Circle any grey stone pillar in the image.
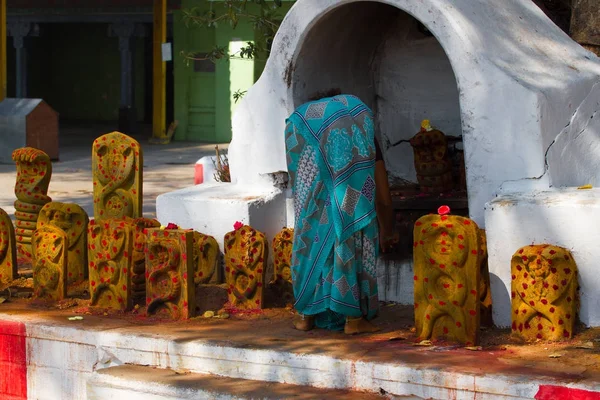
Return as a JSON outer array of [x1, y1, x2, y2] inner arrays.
[[8, 22, 38, 98], [110, 22, 135, 108]]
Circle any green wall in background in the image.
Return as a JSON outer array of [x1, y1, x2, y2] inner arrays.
[[173, 0, 295, 143]]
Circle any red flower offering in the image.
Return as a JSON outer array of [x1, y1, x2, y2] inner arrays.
[[437, 205, 451, 215], [166, 223, 178, 229], [233, 221, 244, 230]]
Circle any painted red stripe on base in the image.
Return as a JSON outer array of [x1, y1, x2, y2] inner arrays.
[[0, 320, 27, 400], [536, 385, 600, 400]]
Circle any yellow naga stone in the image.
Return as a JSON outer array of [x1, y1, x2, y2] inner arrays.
[[478, 229, 493, 327], [409, 120, 454, 194], [129, 217, 161, 303], [511, 245, 578, 341], [12, 147, 52, 259], [37, 202, 89, 285], [413, 209, 484, 345], [270, 227, 294, 304], [31, 225, 68, 301], [92, 132, 142, 220], [145, 229, 195, 319], [224, 224, 268, 309], [193, 231, 221, 285], [88, 219, 134, 310], [0, 208, 18, 284]]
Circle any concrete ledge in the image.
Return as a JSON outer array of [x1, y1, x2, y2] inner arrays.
[[156, 183, 288, 251], [485, 188, 600, 328], [2, 306, 600, 400], [87, 365, 385, 400]]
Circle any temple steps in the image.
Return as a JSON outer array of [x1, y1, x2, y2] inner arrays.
[[86, 365, 394, 400]]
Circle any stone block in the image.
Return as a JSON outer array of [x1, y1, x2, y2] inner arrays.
[[88, 219, 134, 310], [486, 189, 600, 328], [0, 208, 17, 284], [12, 147, 52, 259], [478, 229, 493, 327], [37, 202, 89, 285], [31, 225, 67, 301], [192, 231, 220, 285], [511, 245, 578, 341], [224, 225, 268, 310], [146, 229, 195, 319], [269, 227, 294, 306], [413, 213, 484, 345], [92, 132, 142, 220], [128, 217, 161, 304]]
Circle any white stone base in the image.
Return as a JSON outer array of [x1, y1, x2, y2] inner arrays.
[[6, 313, 599, 400], [376, 257, 414, 305], [156, 183, 288, 253], [485, 188, 600, 328]]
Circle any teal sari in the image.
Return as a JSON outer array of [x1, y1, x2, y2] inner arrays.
[[285, 95, 380, 331]]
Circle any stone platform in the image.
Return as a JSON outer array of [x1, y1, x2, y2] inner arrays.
[[485, 188, 600, 328], [1, 302, 600, 400]]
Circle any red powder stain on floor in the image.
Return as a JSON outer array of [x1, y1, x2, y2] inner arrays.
[[536, 385, 600, 400], [0, 320, 27, 399]]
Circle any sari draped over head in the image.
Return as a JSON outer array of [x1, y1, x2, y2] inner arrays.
[[285, 94, 380, 330]]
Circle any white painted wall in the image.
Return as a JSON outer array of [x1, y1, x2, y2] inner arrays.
[[374, 17, 462, 183], [485, 188, 600, 328], [228, 0, 600, 227]]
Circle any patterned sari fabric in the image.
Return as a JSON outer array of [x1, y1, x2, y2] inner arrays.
[[285, 95, 380, 331]]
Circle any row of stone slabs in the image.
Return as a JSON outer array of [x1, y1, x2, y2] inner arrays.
[[0, 131, 581, 346]]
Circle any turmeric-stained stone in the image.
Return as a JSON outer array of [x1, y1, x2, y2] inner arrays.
[[193, 231, 221, 284], [478, 229, 493, 327], [270, 227, 294, 305], [413, 213, 484, 345], [146, 229, 195, 319], [92, 132, 142, 220], [38, 202, 89, 285], [31, 225, 67, 301], [511, 245, 578, 341], [129, 217, 161, 303], [409, 120, 454, 194], [0, 208, 18, 284], [224, 225, 268, 309], [88, 219, 134, 310], [12, 147, 52, 258]]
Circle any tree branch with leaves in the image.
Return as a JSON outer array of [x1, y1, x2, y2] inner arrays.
[[180, 0, 283, 65]]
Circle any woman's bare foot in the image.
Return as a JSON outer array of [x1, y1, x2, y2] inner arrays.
[[344, 316, 381, 335], [293, 314, 315, 331]]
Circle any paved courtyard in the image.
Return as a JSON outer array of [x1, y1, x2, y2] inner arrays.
[[0, 123, 226, 220]]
